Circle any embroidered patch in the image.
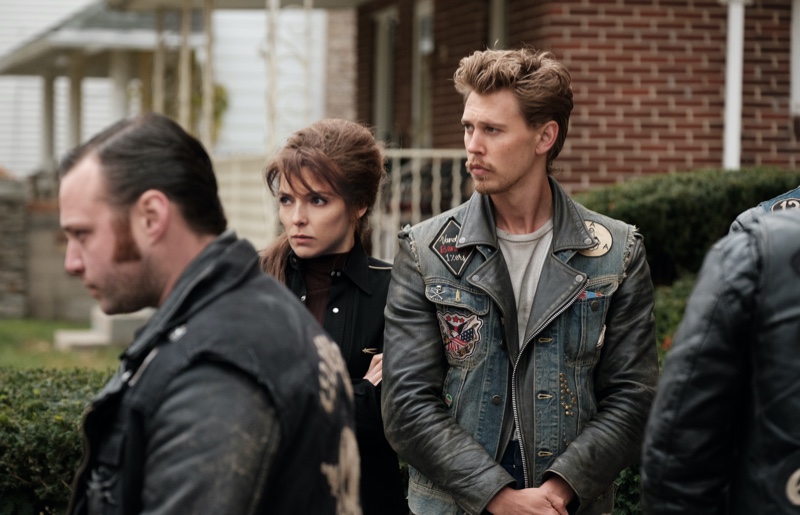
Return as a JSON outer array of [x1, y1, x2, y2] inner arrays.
[[777, 451, 800, 507], [771, 197, 800, 212], [578, 221, 613, 257], [430, 218, 475, 277], [436, 311, 482, 361]]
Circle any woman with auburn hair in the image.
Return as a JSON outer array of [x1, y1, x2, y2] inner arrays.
[[261, 118, 408, 514]]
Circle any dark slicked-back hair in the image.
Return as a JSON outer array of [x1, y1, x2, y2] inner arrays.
[[58, 112, 227, 235], [260, 118, 385, 282], [453, 47, 574, 175]]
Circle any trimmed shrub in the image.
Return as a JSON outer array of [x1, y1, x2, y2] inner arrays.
[[574, 168, 800, 284], [0, 367, 111, 515]]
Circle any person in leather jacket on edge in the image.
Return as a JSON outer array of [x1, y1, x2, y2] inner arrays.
[[642, 210, 800, 514]]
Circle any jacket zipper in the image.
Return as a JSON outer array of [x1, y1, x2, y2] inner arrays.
[[511, 285, 585, 487]]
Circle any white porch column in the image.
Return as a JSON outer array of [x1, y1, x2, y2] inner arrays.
[[41, 71, 55, 171], [201, 0, 214, 149], [68, 52, 84, 149], [179, 0, 192, 130], [152, 8, 166, 114], [721, 0, 752, 170], [265, 0, 280, 152], [791, 0, 800, 118], [110, 50, 131, 121]]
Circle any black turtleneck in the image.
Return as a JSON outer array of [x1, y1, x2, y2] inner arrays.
[[300, 251, 349, 324]]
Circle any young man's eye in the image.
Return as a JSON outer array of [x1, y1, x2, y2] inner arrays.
[[462, 124, 474, 133], [485, 126, 498, 134]]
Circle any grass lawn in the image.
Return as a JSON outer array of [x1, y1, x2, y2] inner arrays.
[[0, 318, 120, 370]]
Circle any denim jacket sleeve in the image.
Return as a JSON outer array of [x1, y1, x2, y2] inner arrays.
[[545, 233, 659, 506], [382, 230, 514, 515]]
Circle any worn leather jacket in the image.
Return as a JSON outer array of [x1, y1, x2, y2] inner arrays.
[[642, 211, 800, 515], [68, 231, 359, 515], [382, 178, 658, 515], [729, 184, 800, 232]]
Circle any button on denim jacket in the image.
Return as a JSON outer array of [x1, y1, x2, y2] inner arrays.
[[382, 178, 658, 515]]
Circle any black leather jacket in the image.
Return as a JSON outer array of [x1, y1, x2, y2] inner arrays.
[[284, 238, 408, 515], [67, 231, 359, 515], [642, 211, 800, 514]]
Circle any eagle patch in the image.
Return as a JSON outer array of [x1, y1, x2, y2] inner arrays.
[[430, 218, 475, 277], [436, 311, 482, 361]]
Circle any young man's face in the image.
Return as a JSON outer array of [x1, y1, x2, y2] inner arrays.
[[461, 89, 545, 196], [59, 155, 159, 314]]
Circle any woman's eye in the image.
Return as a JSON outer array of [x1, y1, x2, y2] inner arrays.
[[311, 197, 327, 206], [278, 196, 292, 205]]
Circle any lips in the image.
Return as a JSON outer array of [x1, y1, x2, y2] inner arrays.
[[468, 162, 490, 176]]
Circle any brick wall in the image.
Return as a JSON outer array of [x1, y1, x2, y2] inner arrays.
[[356, 0, 797, 193], [741, 1, 797, 168], [326, 9, 358, 121], [0, 179, 27, 318]]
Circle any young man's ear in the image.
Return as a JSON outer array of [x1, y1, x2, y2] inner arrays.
[[133, 190, 171, 242], [535, 120, 560, 156]]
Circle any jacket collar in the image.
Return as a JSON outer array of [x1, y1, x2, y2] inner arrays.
[[457, 176, 596, 253], [288, 236, 373, 295], [125, 230, 257, 361]]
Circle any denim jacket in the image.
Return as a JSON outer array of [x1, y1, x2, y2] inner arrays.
[[382, 178, 658, 515]]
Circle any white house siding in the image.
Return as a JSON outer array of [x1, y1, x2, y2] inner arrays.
[[0, 0, 113, 178], [211, 8, 327, 157]]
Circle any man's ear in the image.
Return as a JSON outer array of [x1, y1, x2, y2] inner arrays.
[[535, 120, 560, 156], [132, 190, 171, 242]]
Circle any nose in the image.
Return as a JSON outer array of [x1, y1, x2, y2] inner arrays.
[[466, 131, 483, 155], [291, 203, 307, 226], [64, 240, 84, 276]]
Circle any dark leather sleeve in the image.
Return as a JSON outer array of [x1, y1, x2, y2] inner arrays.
[[382, 232, 514, 515], [546, 233, 660, 505], [641, 231, 756, 514], [141, 363, 280, 515]]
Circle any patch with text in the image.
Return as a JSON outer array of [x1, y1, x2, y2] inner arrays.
[[771, 197, 800, 212], [430, 218, 475, 277], [578, 220, 613, 257]]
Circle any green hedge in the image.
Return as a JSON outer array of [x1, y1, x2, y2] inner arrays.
[[573, 167, 800, 284], [0, 367, 110, 515]]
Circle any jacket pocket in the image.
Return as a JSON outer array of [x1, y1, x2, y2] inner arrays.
[[425, 281, 490, 366], [563, 278, 619, 368]]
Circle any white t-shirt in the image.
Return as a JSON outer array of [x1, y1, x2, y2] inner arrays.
[[496, 219, 554, 348]]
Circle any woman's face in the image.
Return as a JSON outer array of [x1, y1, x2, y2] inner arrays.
[[278, 168, 364, 259]]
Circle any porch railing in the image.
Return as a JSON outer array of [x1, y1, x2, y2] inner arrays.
[[214, 148, 469, 262]]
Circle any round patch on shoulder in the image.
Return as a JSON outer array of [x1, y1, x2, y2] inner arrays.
[[578, 221, 613, 257], [778, 451, 800, 508], [771, 198, 800, 212]]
